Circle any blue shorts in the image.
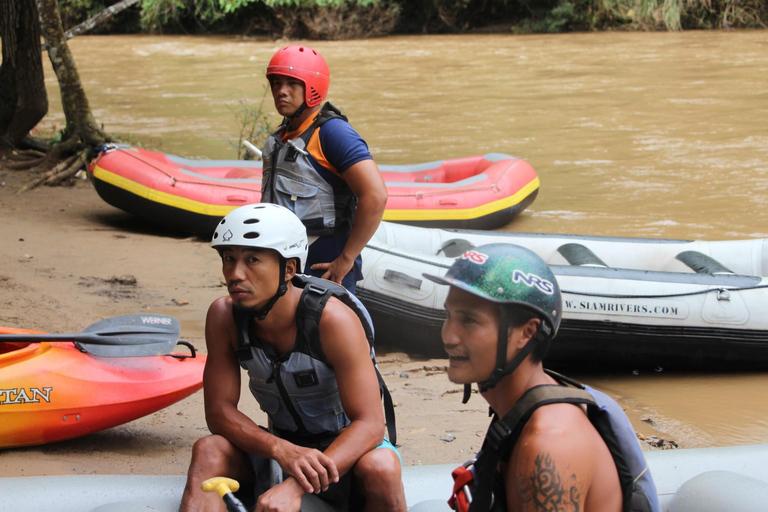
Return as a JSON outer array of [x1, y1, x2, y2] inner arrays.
[[305, 235, 363, 293], [375, 437, 402, 465]]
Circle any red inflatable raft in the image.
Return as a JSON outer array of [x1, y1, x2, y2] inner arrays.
[[0, 324, 206, 448], [88, 145, 539, 236]]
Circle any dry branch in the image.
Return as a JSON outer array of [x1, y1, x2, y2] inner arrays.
[[16, 152, 81, 193], [40, 0, 141, 51], [1, 157, 47, 170], [14, 149, 48, 160], [44, 151, 88, 185]]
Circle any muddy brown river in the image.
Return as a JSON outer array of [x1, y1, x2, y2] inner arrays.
[[42, 31, 768, 449]]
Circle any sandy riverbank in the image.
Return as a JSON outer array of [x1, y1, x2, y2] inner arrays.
[[0, 169, 668, 478]]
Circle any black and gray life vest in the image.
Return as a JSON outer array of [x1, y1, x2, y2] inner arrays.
[[261, 103, 357, 237], [233, 274, 396, 444], [468, 370, 660, 512]]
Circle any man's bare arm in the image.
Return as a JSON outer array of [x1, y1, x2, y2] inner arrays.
[[505, 413, 592, 512], [515, 452, 584, 512], [316, 297, 386, 474]]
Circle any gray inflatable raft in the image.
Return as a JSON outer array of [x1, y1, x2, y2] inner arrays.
[[1, 444, 767, 512]]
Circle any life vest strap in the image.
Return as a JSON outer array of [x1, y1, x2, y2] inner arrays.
[[292, 274, 398, 445]]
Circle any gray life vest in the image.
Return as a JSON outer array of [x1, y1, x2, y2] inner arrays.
[[233, 274, 396, 444], [261, 103, 357, 237], [469, 369, 660, 512]]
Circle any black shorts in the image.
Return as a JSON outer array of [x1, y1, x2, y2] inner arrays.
[[243, 432, 354, 511]]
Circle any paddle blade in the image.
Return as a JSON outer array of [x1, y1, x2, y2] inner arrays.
[[0, 314, 182, 357], [77, 314, 181, 357]]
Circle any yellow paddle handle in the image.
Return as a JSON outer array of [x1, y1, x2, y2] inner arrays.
[[201, 476, 240, 498]]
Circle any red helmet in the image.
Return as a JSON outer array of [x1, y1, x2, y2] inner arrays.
[[266, 45, 330, 108]]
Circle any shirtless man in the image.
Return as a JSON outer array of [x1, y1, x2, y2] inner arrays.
[[424, 243, 660, 512], [180, 203, 405, 512]]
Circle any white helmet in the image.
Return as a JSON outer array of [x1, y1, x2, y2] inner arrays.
[[211, 203, 308, 271]]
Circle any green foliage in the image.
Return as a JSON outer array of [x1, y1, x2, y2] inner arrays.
[[218, 0, 258, 14], [260, 0, 400, 39], [57, 0, 142, 31], [58, 0, 103, 28], [396, 0, 513, 33], [56, 0, 768, 36], [511, 0, 591, 33], [510, 0, 767, 32], [262, 0, 382, 6], [549, 1, 590, 31], [140, 0, 237, 30]]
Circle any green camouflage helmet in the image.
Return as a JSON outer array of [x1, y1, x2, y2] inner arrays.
[[424, 243, 561, 339]]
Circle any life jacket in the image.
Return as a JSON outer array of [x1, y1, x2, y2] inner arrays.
[[261, 103, 357, 237], [233, 274, 396, 444], [448, 370, 660, 512]]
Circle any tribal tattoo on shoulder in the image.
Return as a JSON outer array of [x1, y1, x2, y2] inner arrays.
[[518, 453, 583, 512]]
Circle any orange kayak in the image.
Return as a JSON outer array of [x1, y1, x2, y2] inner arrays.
[[0, 326, 206, 448]]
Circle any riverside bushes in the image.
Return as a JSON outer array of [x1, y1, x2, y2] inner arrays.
[[58, 0, 768, 37]]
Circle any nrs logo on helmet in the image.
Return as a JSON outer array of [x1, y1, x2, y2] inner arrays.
[[461, 250, 489, 264], [512, 269, 555, 295]]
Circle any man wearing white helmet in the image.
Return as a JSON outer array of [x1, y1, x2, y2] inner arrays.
[[180, 203, 405, 512]]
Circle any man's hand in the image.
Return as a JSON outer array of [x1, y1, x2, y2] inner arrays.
[[255, 477, 304, 512], [311, 254, 354, 285], [273, 442, 339, 494]]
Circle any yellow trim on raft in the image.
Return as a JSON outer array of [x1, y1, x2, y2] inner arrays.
[[93, 165, 539, 222], [92, 166, 239, 217], [382, 177, 540, 221]]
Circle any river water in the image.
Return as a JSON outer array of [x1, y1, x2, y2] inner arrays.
[[43, 31, 768, 449]]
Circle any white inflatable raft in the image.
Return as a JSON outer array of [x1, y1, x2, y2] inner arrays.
[[356, 222, 768, 369], [1, 444, 767, 512]]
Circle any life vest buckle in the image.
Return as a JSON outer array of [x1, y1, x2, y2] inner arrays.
[[306, 283, 327, 296]]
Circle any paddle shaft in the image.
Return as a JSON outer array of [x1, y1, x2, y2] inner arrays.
[[0, 333, 165, 345], [242, 140, 262, 159]]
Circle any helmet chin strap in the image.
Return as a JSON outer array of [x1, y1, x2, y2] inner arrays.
[[284, 102, 307, 129], [254, 258, 288, 321], [461, 306, 539, 404]]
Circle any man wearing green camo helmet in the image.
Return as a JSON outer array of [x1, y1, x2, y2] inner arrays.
[[423, 243, 637, 512], [424, 243, 561, 399]]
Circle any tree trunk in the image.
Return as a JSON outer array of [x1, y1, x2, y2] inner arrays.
[[38, 0, 109, 148], [0, 0, 49, 150]]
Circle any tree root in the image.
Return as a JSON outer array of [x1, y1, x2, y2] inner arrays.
[[1, 149, 47, 161], [45, 150, 89, 186], [21, 135, 52, 153], [16, 150, 89, 194], [0, 149, 49, 170], [1, 157, 47, 170], [17, 149, 47, 159]]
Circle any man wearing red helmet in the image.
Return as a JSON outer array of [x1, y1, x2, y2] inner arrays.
[[260, 45, 387, 294]]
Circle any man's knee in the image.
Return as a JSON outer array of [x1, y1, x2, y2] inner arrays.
[[190, 434, 237, 467], [354, 448, 402, 486], [354, 448, 406, 511]]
